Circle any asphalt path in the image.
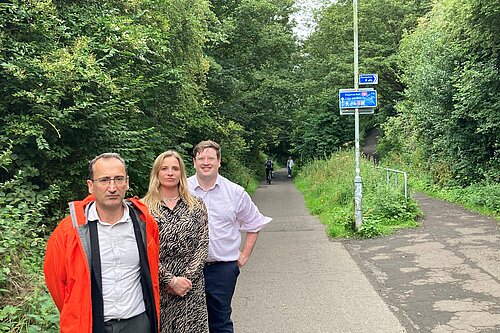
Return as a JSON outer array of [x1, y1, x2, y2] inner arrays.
[[233, 168, 405, 332], [232, 168, 500, 333]]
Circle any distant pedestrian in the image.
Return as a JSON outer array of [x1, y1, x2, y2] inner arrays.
[[188, 140, 272, 333], [143, 150, 209, 333], [44, 153, 160, 333], [287, 156, 294, 178]]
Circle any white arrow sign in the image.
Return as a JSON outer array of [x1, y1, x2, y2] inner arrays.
[[359, 74, 378, 85]]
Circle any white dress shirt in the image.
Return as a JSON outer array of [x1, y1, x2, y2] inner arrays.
[[188, 174, 272, 262], [87, 202, 145, 321]]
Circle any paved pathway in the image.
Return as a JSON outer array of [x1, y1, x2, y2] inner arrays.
[[232, 168, 500, 333], [233, 169, 405, 332], [345, 193, 500, 332]]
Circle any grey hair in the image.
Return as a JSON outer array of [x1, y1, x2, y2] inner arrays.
[[88, 153, 127, 180]]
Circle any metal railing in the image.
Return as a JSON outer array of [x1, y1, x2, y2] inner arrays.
[[377, 167, 408, 199]]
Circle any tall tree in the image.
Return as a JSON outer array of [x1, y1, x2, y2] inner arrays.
[[206, 0, 299, 163], [0, 0, 216, 205], [389, 0, 499, 185], [291, 0, 431, 161]]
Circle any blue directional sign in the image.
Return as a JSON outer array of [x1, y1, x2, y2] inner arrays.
[[339, 89, 377, 109], [359, 74, 378, 85]]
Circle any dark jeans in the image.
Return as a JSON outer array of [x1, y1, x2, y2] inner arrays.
[[204, 261, 240, 333], [104, 311, 150, 333]]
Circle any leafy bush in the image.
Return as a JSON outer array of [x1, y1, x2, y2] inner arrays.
[[296, 150, 422, 238], [0, 165, 60, 331], [455, 182, 500, 215], [363, 184, 421, 235], [411, 176, 500, 219], [0, 280, 59, 332], [392, 0, 500, 187], [378, 157, 499, 221]]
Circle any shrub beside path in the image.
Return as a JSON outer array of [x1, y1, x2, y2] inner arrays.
[[232, 169, 500, 333]]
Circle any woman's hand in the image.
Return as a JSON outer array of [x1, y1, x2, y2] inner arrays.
[[168, 276, 193, 297]]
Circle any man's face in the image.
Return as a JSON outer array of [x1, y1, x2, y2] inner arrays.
[[193, 147, 220, 181], [87, 158, 129, 212]]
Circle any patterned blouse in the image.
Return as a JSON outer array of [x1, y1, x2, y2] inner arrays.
[[153, 196, 209, 333]]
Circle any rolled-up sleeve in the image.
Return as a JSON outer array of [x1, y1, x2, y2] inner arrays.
[[236, 190, 272, 232]]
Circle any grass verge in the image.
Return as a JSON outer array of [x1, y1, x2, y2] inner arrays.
[[295, 150, 422, 238], [394, 164, 500, 221]]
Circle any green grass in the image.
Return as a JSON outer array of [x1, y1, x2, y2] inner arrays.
[[295, 150, 422, 239], [438, 183, 500, 219], [400, 165, 500, 221], [245, 178, 260, 195]]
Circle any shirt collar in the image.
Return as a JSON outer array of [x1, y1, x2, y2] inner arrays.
[[193, 174, 221, 191], [87, 201, 130, 225]]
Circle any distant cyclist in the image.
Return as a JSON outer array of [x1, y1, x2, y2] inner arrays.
[[265, 158, 273, 184]]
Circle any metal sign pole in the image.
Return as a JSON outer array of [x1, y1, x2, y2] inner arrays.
[[353, 0, 363, 231]]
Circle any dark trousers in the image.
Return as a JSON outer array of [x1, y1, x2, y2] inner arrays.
[[104, 312, 150, 333], [204, 261, 240, 333]]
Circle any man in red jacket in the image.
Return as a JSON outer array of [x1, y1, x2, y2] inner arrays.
[[44, 153, 160, 333]]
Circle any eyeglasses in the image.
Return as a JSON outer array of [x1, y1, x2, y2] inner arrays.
[[195, 156, 218, 163], [91, 176, 128, 186]]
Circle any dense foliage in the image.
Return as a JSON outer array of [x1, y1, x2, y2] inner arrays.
[[378, 0, 499, 186], [0, 0, 298, 330], [295, 150, 422, 238], [206, 0, 299, 162], [1, 0, 498, 330], [290, 0, 431, 160]]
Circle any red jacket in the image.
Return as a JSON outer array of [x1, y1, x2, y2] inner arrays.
[[44, 195, 160, 332]]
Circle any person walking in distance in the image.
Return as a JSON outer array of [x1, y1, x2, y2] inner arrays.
[[143, 150, 209, 333], [44, 153, 160, 333], [187, 140, 272, 333], [287, 156, 294, 178]]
